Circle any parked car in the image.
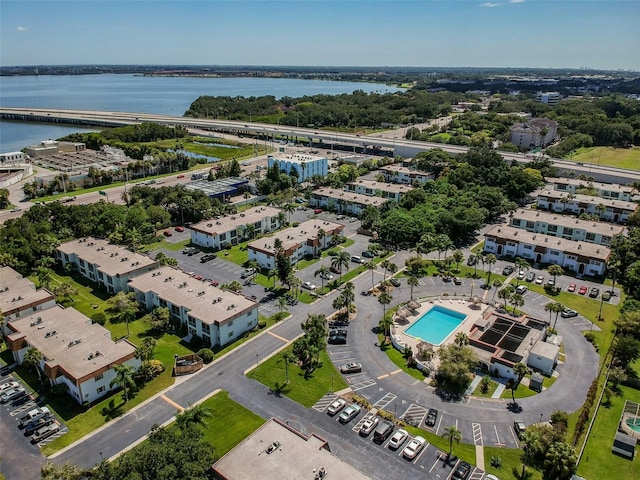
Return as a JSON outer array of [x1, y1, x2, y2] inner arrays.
[[502, 265, 515, 275], [513, 421, 527, 439], [163, 230, 173, 237], [373, 421, 394, 444], [0, 381, 20, 393], [466, 256, 477, 266], [453, 277, 462, 285], [313, 208, 323, 214], [361, 250, 375, 258], [176, 174, 185, 178], [561, 308, 579, 318], [340, 362, 362, 374], [359, 417, 379, 437], [589, 287, 600, 298], [389, 278, 401, 287], [319, 271, 334, 280], [302, 281, 317, 291], [24, 416, 55, 436], [525, 272, 536, 282], [330, 266, 342, 274], [516, 271, 525, 280], [515, 285, 528, 295], [327, 335, 347, 345], [19, 407, 51, 428], [329, 329, 347, 337], [425, 408, 438, 427], [452, 460, 472, 480], [402, 436, 426, 460], [535, 275, 544, 284], [200, 254, 216, 263], [578, 285, 588, 295], [175, 226, 185, 232], [327, 398, 346, 416], [240, 268, 256, 279], [338, 404, 361, 424], [0, 387, 26, 403], [388, 429, 408, 450], [602, 291, 612, 301], [30, 423, 59, 444], [567, 283, 577, 292], [351, 255, 364, 264]]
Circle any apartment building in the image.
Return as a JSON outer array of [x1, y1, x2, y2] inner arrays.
[[484, 225, 610, 276], [6, 305, 140, 405], [56, 237, 159, 294], [379, 164, 434, 185], [310, 187, 388, 216], [536, 189, 638, 224], [267, 153, 328, 182], [0, 266, 56, 335], [546, 177, 636, 202], [247, 219, 344, 270], [509, 209, 625, 246], [345, 179, 413, 202], [189, 206, 282, 250], [126, 267, 258, 348], [509, 118, 558, 148]]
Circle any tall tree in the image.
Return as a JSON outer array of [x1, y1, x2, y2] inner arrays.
[[442, 425, 462, 456], [378, 291, 392, 330], [314, 265, 331, 291], [407, 275, 419, 300], [175, 403, 212, 431], [110, 363, 136, 403], [332, 251, 350, 282], [24, 347, 44, 387], [547, 264, 564, 287]]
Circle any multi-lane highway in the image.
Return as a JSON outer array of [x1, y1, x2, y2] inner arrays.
[[2, 107, 639, 184]]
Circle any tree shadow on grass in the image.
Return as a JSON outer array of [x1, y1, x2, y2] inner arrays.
[[101, 398, 125, 421]]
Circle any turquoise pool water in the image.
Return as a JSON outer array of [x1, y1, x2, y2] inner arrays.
[[404, 305, 467, 346], [626, 417, 640, 433]]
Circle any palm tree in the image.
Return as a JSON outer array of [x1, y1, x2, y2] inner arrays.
[[547, 264, 564, 287], [381, 259, 391, 284], [175, 403, 212, 431], [490, 278, 503, 300], [332, 251, 350, 282], [508, 362, 531, 404], [378, 291, 392, 327], [282, 351, 296, 384], [108, 291, 139, 337], [442, 425, 462, 457], [366, 260, 377, 290], [23, 347, 44, 387], [510, 292, 525, 314], [245, 223, 256, 240], [278, 296, 287, 313], [387, 262, 398, 285], [497, 286, 513, 309], [314, 265, 331, 291], [407, 275, 419, 300], [544, 302, 565, 330], [484, 253, 497, 285], [135, 337, 157, 361], [454, 332, 469, 348], [452, 250, 464, 272], [283, 203, 295, 224], [514, 257, 530, 284], [110, 364, 136, 403], [317, 228, 326, 251], [267, 269, 276, 287], [277, 211, 287, 228], [342, 282, 355, 315], [243, 191, 251, 209]]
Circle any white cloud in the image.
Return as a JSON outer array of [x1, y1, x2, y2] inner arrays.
[[510, 0, 525, 3], [480, 2, 501, 7], [17, 26, 28, 32]]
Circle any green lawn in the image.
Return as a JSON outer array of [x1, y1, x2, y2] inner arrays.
[[571, 146, 640, 171], [473, 378, 500, 398], [199, 391, 266, 459], [220, 244, 250, 266], [377, 333, 427, 381], [484, 446, 543, 480], [247, 348, 348, 407], [577, 385, 640, 479]]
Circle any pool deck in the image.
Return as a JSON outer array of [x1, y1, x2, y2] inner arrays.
[[391, 296, 488, 365]]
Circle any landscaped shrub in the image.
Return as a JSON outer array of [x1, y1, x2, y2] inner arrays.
[[480, 376, 491, 394], [490, 456, 503, 468], [135, 359, 165, 383], [91, 312, 107, 325], [197, 348, 214, 364]]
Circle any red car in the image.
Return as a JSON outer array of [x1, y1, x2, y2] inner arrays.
[[578, 285, 588, 295], [567, 283, 577, 293], [177, 174, 185, 179], [210, 281, 219, 287], [163, 230, 173, 237], [314, 208, 323, 214], [194, 275, 203, 281], [175, 226, 185, 232]]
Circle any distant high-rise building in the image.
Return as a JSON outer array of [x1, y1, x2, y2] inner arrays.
[[534, 91, 561, 106]]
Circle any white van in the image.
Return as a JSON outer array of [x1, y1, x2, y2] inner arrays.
[[351, 255, 363, 264]]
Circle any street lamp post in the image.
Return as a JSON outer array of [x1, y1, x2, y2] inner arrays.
[[256, 353, 259, 367]]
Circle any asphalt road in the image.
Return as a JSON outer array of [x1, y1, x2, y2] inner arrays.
[[46, 221, 603, 480]]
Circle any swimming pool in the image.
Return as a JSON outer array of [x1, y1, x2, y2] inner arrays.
[[626, 417, 640, 433], [404, 305, 467, 346]]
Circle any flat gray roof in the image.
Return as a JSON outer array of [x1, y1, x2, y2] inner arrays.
[[347, 179, 414, 195], [189, 206, 281, 236], [537, 189, 638, 211], [547, 177, 636, 194], [313, 187, 388, 208], [57, 237, 157, 277], [7, 305, 136, 382], [212, 418, 370, 480], [184, 177, 248, 197], [0, 266, 55, 316], [248, 218, 344, 255], [510, 208, 626, 237], [485, 225, 611, 261], [126, 266, 256, 325]]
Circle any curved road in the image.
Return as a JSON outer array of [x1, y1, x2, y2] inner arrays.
[[48, 243, 600, 479]]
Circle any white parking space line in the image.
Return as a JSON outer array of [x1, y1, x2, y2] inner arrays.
[[372, 392, 397, 411], [351, 379, 377, 391], [9, 401, 38, 416], [472, 423, 483, 446], [312, 393, 338, 412], [352, 410, 376, 433], [469, 467, 485, 480], [493, 424, 504, 446], [435, 414, 444, 435]]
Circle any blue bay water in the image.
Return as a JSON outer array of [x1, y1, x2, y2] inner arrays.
[[0, 74, 402, 152]]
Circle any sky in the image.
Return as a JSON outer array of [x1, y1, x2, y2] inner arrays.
[[1, 0, 638, 70]]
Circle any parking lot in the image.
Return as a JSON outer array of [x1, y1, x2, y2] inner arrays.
[[314, 393, 491, 480]]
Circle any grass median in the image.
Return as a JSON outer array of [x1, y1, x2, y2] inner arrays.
[[247, 348, 348, 407]]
